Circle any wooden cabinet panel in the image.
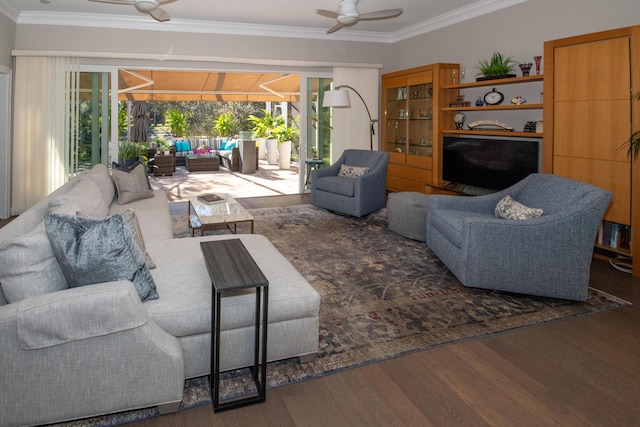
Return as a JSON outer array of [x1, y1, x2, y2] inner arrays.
[[553, 156, 630, 225], [554, 37, 630, 101], [553, 100, 630, 161]]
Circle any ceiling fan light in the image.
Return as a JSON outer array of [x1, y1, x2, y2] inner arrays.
[[134, 0, 159, 12]]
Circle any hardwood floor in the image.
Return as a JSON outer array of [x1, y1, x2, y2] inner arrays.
[[121, 194, 640, 427]]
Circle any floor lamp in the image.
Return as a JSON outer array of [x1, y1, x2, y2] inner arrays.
[[323, 85, 378, 151]]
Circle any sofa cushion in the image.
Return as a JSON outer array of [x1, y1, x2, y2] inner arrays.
[[315, 176, 356, 197], [47, 178, 109, 218], [111, 163, 154, 205], [495, 195, 544, 220], [0, 223, 69, 303], [338, 164, 369, 178], [44, 213, 159, 302], [85, 163, 117, 203]]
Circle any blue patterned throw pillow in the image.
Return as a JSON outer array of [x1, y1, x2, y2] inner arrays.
[[44, 213, 159, 301]]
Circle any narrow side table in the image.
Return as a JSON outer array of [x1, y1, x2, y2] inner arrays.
[[305, 158, 325, 189], [200, 239, 269, 412]]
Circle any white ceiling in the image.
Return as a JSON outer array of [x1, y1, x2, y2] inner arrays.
[[0, 0, 528, 43]]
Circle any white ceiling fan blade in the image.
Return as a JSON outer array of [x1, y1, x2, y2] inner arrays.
[[358, 9, 403, 21], [326, 22, 344, 34], [316, 9, 339, 19], [149, 6, 170, 21]]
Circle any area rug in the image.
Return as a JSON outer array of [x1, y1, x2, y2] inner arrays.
[[61, 204, 629, 426]]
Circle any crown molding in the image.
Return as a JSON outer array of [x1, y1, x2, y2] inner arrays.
[[390, 0, 529, 43], [4, 0, 529, 44]]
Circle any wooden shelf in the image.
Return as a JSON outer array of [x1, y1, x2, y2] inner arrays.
[[442, 103, 543, 111], [442, 74, 544, 90], [441, 130, 543, 138]]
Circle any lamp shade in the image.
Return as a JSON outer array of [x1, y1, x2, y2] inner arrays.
[[322, 89, 351, 108]]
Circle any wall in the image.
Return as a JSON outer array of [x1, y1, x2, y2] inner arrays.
[[0, 13, 15, 69], [382, 0, 640, 76]]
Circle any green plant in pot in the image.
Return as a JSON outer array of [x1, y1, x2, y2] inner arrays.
[[248, 109, 285, 164], [477, 52, 517, 80], [273, 124, 298, 170], [166, 109, 188, 138], [118, 141, 147, 168]]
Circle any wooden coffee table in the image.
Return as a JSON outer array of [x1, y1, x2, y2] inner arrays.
[[188, 194, 254, 236]]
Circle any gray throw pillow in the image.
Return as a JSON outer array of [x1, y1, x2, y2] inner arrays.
[[495, 195, 544, 220], [111, 163, 154, 205], [44, 213, 159, 302]]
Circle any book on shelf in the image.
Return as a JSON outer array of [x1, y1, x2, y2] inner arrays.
[[597, 221, 631, 250], [197, 193, 226, 204]]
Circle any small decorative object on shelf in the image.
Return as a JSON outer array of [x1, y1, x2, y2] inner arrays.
[[451, 69, 458, 85], [467, 120, 514, 131], [523, 121, 538, 133], [475, 96, 484, 106], [483, 87, 505, 105], [454, 112, 466, 130], [511, 96, 527, 105], [519, 63, 533, 76], [534, 56, 542, 74]]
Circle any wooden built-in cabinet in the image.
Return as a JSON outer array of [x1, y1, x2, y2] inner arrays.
[[544, 25, 640, 276], [381, 64, 459, 193]]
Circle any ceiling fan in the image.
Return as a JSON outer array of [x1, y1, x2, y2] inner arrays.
[[89, 0, 176, 22], [316, 0, 403, 34]]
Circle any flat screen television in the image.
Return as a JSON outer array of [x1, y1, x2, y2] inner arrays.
[[442, 136, 539, 191]]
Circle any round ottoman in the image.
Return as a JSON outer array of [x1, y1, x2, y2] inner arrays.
[[386, 192, 431, 242]]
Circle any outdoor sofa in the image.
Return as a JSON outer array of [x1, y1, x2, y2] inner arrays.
[[0, 163, 320, 426]]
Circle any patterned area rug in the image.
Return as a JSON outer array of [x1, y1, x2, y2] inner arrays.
[[61, 204, 629, 426]]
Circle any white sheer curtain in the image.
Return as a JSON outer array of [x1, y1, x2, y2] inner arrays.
[[12, 56, 79, 215]]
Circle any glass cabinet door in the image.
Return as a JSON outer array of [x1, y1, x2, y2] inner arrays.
[[407, 82, 433, 158], [383, 78, 408, 156]]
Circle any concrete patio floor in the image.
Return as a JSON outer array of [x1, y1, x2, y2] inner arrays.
[[149, 159, 302, 202]]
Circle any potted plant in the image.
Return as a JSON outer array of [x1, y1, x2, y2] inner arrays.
[[273, 125, 298, 170], [118, 141, 147, 168], [477, 52, 517, 81], [248, 110, 284, 164]]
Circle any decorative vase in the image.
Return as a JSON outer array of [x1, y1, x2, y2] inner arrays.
[[519, 63, 533, 76], [278, 140, 292, 170], [534, 56, 542, 74], [266, 138, 278, 165]]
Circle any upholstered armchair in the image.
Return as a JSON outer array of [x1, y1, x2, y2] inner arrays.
[[310, 149, 389, 217], [425, 173, 611, 301]]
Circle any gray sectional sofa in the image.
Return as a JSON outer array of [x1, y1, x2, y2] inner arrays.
[[0, 164, 320, 426]]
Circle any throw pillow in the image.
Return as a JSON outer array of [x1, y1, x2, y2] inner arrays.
[[338, 164, 370, 178], [495, 195, 544, 220], [44, 213, 159, 302], [112, 160, 151, 190], [0, 223, 69, 303], [77, 209, 156, 269], [111, 163, 154, 205]]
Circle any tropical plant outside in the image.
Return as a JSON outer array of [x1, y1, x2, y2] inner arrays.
[[248, 109, 285, 138], [118, 141, 147, 162], [165, 109, 188, 137], [627, 92, 640, 160], [213, 112, 235, 137], [273, 124, 299, 144]]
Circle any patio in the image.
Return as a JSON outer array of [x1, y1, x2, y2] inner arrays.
[[149, 159, 302, 202]]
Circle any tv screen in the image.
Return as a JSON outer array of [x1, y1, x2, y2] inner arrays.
[[442, 137, 539, 191]]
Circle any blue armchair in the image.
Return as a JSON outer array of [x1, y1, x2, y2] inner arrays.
[[426, 173, 611, 301], [310, 149, 389, 217]]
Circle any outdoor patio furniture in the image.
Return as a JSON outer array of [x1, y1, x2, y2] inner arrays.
[[153, 154, 175, 176], [186, 155, 219, 172]]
